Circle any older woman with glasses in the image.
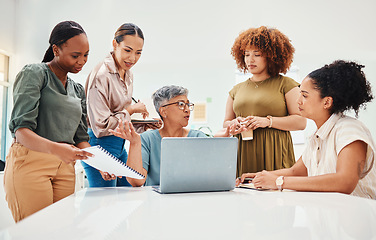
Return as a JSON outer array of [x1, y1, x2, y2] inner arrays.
[[109, 85, 233, 186]]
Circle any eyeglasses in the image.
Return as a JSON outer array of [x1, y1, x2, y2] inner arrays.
[[161, 101, 194, 111]]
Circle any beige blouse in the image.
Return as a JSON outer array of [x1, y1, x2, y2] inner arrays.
[[86, 53, 133, 138], [302, 114, 376, 199]]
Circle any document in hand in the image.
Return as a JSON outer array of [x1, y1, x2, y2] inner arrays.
[[82, 146, 144, 179]]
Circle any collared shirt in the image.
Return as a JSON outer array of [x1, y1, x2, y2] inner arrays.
[[302, 114, 376, 199], [86, 53, 133, 138], [9, 63, 89, 144]]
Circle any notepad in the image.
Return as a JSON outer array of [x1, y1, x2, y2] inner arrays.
[[82, 146, 144, 179]]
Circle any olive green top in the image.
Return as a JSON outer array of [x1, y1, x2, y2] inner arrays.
[[229, 75, 299, 175], [9, 63, 89, 145]]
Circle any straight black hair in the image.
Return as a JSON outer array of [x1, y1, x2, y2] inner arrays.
[[42, 21, 86, 62]]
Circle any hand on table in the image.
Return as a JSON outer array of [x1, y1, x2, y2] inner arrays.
[[236, 172, 257, 186], [252, 170, 279, 190]]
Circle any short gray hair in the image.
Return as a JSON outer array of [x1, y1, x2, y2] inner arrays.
[[152, 85, 189, 117]]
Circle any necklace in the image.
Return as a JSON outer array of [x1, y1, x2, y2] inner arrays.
[[250, 77, 267, 88]]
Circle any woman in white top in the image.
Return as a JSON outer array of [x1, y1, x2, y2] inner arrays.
[[237, 60, 376, 199]]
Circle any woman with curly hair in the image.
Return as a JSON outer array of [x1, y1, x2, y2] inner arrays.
[[237, 60, 376, 199], [224, 26, 306, 176]]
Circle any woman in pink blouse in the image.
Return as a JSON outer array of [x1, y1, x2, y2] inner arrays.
[[83, 23, 149, 187], [237, 60, 376, 199]]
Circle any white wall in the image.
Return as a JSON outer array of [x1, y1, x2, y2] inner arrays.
[[1, 0, 376, 148], [0, 0, 16, 53], [0, 0, 17, 157]]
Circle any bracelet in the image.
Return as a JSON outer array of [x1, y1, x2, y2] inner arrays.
[[266, 115, 272, 128]]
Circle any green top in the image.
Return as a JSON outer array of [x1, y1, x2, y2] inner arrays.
[[230, 75, 298, 118], [229, 75, 299, 175], [9, 63, 89, 145]]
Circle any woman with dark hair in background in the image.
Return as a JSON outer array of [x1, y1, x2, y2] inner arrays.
[[83, 23, 150, 187], [237, 60, 376, 199], [224, 26, 306, 176], [4, 21, 92, 222]]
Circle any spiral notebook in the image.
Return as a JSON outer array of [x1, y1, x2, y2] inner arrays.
[[82, 146, 144, 179]]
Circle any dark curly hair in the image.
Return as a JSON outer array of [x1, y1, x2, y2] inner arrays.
[[308, 60, 373, 117], [231, 26, 295, 76]]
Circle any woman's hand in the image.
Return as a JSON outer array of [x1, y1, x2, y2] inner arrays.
[[110, 120, 141, 144], [214, 123, 243, 137], [51, 143, 93, 164], [252, 170, 279, 190], [236, 172, 257, 186], [227, 117, 248, 135], [243, 116, 270, 130], [15, 128, 93, 165], [128, 101, 149, 118], [99, 170, 121, 181]]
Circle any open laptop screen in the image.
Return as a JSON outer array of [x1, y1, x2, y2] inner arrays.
[[156, 137, 238, 194]]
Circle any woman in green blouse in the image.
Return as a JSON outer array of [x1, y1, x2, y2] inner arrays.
[[223, 26, 306, 176], [4, 21, 92, 222]]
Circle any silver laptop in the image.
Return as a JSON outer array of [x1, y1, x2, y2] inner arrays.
[[154, 137, 238, 194]]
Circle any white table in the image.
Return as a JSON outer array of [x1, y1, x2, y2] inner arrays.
[[1, 187, 376, 240]]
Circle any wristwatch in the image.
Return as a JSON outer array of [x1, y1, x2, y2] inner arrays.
[[276, 176, 284, 191]]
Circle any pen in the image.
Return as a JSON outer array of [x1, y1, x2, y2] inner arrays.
[[132, 97, 138, 103]]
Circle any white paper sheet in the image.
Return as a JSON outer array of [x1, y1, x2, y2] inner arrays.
[[82, 146, 144, 179]]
